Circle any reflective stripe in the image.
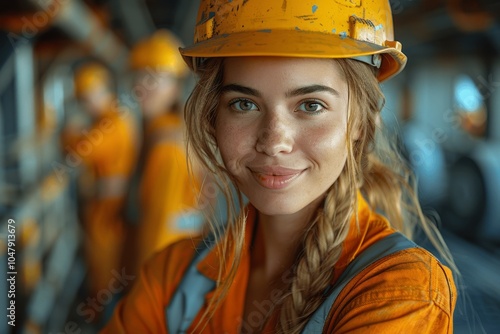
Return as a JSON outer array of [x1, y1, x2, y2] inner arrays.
[[301, 232, 417, 333], [165, 238, 216, 333], [165, 232, 416, 333]]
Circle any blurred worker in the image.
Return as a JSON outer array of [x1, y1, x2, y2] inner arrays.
[[124, 29, 201, 275], [64, 61, 137, 312]]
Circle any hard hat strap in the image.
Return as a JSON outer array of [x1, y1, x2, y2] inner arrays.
[[191, 54, 382, 72], [350, 54, 382, 69]]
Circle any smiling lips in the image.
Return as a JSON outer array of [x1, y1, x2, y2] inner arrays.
[[249, 166, 305, 190]]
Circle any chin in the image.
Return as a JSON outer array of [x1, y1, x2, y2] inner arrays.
[[248, 194, 306, 216]]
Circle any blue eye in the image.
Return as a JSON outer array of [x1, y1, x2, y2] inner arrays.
[[229, 99, 259, 112], [297, 100, 326, 114]]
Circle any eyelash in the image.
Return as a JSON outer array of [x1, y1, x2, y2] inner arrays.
[[227, 98, 328, 115], [297, 99, 327, 115], [228, 98, 258, 113]]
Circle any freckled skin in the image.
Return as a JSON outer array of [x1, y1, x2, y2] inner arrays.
[[215, 57, 349, 216]]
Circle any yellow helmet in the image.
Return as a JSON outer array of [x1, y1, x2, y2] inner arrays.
[[129, 29, 188, 77], [74, 62, 111, 97], [180, 0, 406, 82]]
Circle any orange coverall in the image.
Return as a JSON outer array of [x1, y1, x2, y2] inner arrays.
[[128, 113, 200, 275], [102, 194, 456, 333], [65, 109, 136, 295]]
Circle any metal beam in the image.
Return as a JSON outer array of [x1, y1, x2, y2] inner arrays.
[[28, 0, 129, 70]]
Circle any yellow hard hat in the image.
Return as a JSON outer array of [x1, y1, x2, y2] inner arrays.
[[74, 62, 111, 97], [180, 0, 407, 82], [130, 29, 188, 77]]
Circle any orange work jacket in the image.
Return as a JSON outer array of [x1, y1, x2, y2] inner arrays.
[[66, 109, 137, 295], [102, 194, 456, 333], [132, 113, 200, 273]]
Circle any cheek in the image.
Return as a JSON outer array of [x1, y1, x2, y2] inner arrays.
[[216, 125, 235, 169], [307, 123, 348, 173], [215, 117, 255, 174]]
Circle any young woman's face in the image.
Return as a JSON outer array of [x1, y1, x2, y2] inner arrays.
[[215, 57, 349, 216]]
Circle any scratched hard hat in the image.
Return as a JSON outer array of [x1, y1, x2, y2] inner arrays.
[[180, 0, 407, 82]]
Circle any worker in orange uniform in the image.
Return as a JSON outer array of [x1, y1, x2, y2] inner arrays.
[[65, 61, 137, 322], [103, 1, 457, 333], [123, 30, 202, 277]]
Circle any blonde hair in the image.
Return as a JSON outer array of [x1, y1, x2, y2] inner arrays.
[[184, 57, 457, 333]]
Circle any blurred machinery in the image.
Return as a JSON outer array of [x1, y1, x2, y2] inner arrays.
[[446, 73, 500, 242], [402, 65, 500, 243], [447, 143, 500, 241], [393, 0, 500, 243], [0, 31, 83, 333]]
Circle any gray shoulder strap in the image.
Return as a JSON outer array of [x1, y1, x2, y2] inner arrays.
[[301, 232, 417, 333], [165, 232, 416, 334], [165, 240, 216, 333]]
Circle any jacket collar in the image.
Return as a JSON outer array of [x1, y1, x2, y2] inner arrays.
[[196, 192, 394, 283]]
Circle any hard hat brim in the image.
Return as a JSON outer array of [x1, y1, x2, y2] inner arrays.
[[179, 30, 407, 82]]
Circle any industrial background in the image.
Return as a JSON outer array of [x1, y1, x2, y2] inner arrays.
[[0, 0, 499, 333]]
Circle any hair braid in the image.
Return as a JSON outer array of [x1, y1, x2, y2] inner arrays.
[[277, 168, 356, 333], [275, 58, 375, 333]]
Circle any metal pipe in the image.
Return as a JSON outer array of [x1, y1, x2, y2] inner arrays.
[[29, 0, 129, 70]]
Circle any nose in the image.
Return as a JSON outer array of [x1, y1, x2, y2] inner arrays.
[[255, 112, 293, 156]]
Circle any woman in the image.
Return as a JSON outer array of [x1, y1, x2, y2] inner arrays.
[[124, 30, 202, 275], [64, 61, 137, 321], [103, 1, 457, 333]]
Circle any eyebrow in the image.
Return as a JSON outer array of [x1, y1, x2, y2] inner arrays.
[[220, 84, 262, 97], [219, 83, 340, 98], [286, 84, 339, 97]]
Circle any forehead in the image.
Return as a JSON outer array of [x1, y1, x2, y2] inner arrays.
[[222, 56, 347, 94]]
